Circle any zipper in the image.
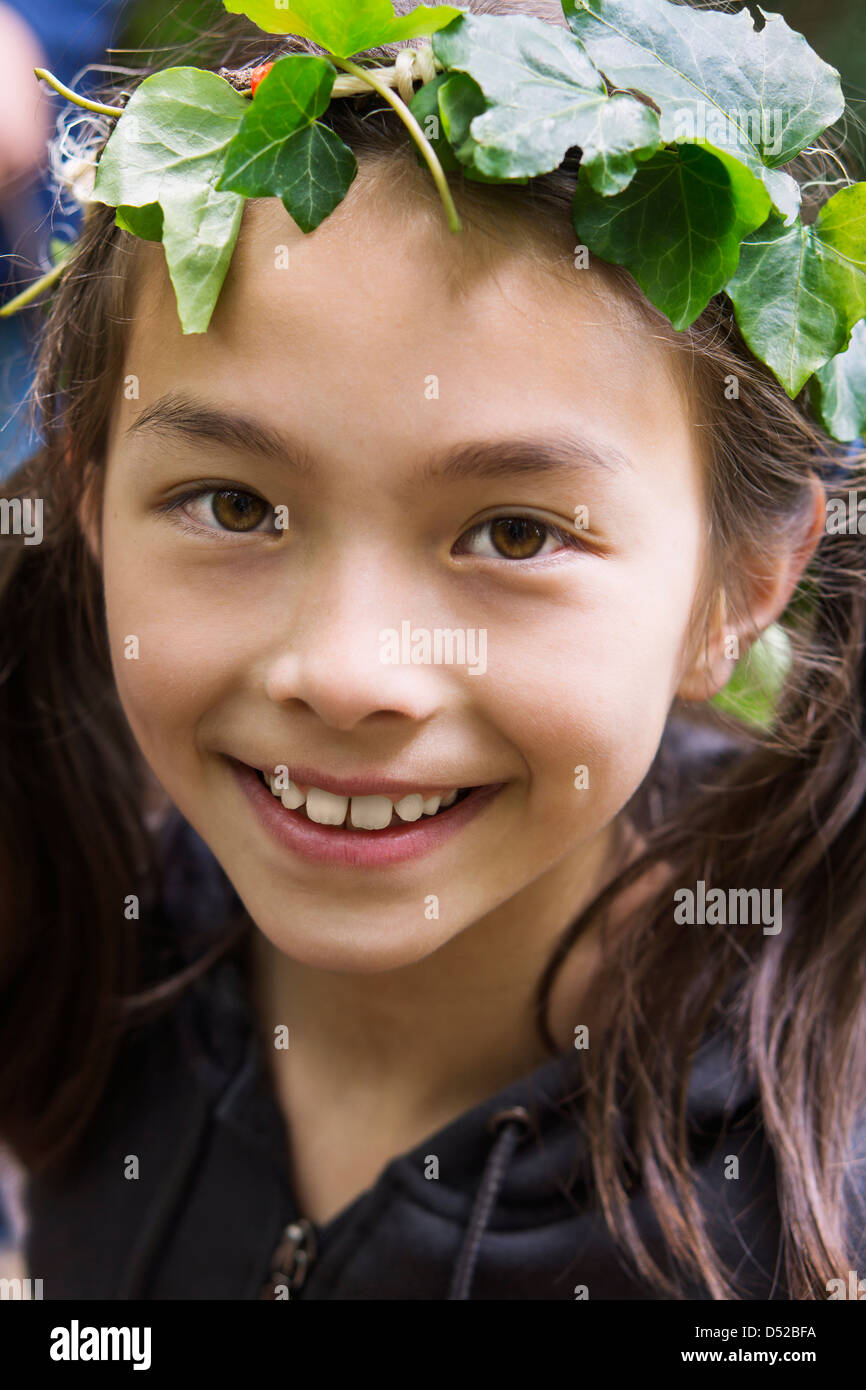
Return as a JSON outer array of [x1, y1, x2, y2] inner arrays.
[[259, 1217, 318, 1300]]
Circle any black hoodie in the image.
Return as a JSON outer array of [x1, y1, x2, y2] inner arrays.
[[21, 721, 866, 1300]]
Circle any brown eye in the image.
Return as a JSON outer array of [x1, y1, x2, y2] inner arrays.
[[455, 514, 582, 562], [489, 517, 547, 559], [210, 490, 268, 531]]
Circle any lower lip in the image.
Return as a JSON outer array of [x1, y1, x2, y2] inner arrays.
[[229, 759, 505, 868]]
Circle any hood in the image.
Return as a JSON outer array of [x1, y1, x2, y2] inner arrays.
[[169, 906, 775, 1301]]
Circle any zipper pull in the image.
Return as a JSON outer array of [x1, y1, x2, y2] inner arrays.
[[260, 1218, 317, 1300]]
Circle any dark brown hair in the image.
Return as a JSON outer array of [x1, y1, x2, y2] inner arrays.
[[1, 0, 865, 1300]]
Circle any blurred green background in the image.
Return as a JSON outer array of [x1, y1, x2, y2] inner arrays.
[[773, 0, 866, 173]]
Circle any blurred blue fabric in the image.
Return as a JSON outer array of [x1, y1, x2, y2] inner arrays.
[[0, 0, 131, 477]]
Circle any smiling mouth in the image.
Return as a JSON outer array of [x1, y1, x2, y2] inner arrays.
[[254, 768, 476, 831]]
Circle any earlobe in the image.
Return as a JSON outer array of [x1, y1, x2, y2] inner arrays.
[[677, 643, 737, 704], [676, 474, 826, 706], [676, 589, 736, 703]]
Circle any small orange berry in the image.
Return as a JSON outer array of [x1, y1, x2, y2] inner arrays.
[[249, 62, 274, 97]]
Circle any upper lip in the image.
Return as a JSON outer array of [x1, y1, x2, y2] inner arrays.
[[240, 758, 490, 798]]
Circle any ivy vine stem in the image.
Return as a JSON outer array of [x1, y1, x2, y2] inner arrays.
[[34, 67, 124, 117], [328, 54, 462, 234], [0, 258, 69, 317]]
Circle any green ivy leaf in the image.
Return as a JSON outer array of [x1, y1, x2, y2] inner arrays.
[[409, 72, 529, 184], [562, 0, 843, 222], [431, 12, 661, 195], [222, 0, 463, 58], [116, 203, 164, 241], [573, 141, 771, 330], [726, 184, 866, 397], [217, 55, 357, 231], [242, 122, 356, 232], [438, 72, 487, 164], [408, 73, 464, 172], [811, 317, 866, 442], [91, 68, 248, 334]]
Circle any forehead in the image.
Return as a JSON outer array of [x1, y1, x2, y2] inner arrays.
[[117, 157, 692, 458]]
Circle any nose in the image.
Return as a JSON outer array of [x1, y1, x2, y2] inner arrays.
[[261, 555, 448, 733]]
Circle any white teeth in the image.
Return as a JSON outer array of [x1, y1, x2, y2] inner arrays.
[[350, 795, 393, 830], [280, 780, 305, 810], [305, 788, 349, 826], [394, 793, 424, 823], [262, 770, 463, 829]]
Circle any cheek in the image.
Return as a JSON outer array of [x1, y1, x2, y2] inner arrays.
[[100, 527, 237, 773], [480, 545, 699, 819]]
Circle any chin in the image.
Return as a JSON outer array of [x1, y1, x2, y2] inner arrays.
[[250, 905, 463, 974]]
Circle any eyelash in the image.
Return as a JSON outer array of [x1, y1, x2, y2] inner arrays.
[[157, 487, 588, 561], [156, 486, 278, 540], [456, 517, 587, 562]]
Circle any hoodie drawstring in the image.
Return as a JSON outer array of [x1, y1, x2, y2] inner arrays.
[[447, 1105, 533, 1300]]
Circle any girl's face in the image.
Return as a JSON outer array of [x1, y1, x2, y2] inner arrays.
[[96, 166, 714, 971]]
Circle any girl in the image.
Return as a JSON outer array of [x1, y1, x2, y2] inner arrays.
[[1, 0, 865, 1301]]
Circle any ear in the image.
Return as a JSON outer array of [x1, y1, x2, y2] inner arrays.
[[76, 459, 103, 567], [677, 472, 826, 703]]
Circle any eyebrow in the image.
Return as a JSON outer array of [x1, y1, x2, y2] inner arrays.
[[126, 391, 635, 489]]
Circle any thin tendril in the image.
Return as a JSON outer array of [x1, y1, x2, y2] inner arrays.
[[328, 54, 462, 234], [34, 67, 124, 118]]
